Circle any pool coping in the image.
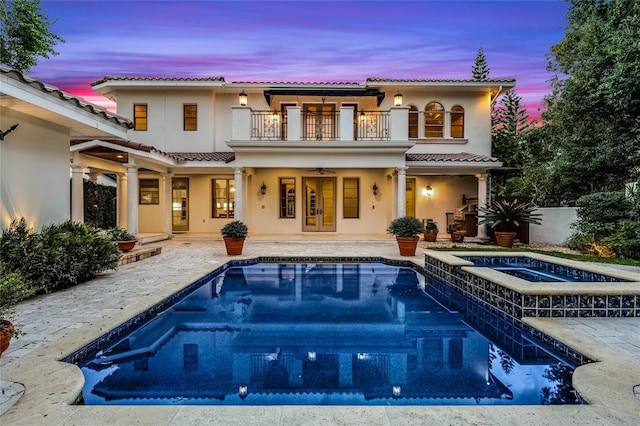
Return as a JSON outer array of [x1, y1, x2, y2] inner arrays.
[[1, 249, 639, 424]]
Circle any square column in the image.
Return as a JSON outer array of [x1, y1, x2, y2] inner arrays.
[[476, 173, 488, 239], [116, 172, 128, 229], [396, 167, 407, 218], [234, 167, 244, 222], [70, 164, 85, 223], [125, 162, 139, 236]]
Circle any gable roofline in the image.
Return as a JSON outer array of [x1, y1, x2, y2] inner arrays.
[[1, 66, 132, 129]]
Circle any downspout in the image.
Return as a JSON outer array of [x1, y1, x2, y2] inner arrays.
[[490, 85, 503, 107]]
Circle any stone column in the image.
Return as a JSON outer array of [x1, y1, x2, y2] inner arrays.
[[396, 167, 407, 218], [234, 167, 244, 222], [476, 173, 488, 239], [116, 172, 128, 229], [125, 162, 139, 236], [70, 163, 85, 223]]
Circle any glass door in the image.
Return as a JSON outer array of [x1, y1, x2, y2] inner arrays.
[[303, 104, 336, 140], [172, 178, 189, 232], [303, 177, 336, 231], [406, 178, 416, 217]]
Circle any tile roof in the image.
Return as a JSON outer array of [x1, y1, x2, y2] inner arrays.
[[406, 152, 500, 163], [71, 139, 154, 152], [367, 77, 516, 84], [0, 66, 133, 129], [91, 75, 226, 86], [163, 152, 236, 163]]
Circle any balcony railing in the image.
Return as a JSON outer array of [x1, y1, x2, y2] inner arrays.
[[238, 106, 407, 142], [251, 111, 283, 140], [356, 111, 390, 140], [302, 110, 339, 141]]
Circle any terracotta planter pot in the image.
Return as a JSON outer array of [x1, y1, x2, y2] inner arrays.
[[395, 236, 420, 256], [494, 231, 517, 248], [223, 237, 245, 255], [451, 231, 466, 243], [117, 240, 137, 252], [0, 320, 15, 357], [423, 230, 438, 242]]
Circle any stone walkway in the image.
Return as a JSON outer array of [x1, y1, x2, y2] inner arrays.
[[1, 238, 639, 425]]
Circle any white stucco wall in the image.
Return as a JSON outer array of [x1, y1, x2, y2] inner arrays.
[[529, 207, 578, 245], [0, 109, 70, 230]]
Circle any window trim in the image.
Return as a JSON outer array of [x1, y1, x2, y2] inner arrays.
[[139, 178, 159, 205], [450, 105, 464, 138], [279, 177, 296, 218], [425, 101, 444, 138], [211, 178, 235, 218], [183, 104, 198, 131], [342, 177, 360, 219], [133, 104, 148, 131]]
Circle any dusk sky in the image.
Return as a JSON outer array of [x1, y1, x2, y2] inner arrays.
[[31, 0, 570, 119]]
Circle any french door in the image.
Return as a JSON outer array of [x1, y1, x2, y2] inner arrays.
[[303, 104, 336, 140], [303, 177, 336, 232]]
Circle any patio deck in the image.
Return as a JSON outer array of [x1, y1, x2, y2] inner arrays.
[[1, 238, 639, 425]]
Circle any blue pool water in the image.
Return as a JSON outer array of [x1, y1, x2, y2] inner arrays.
[[71, 262, 583, 405], [461, 256, 625, 283]]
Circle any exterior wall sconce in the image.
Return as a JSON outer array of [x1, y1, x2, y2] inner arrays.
[[372, 182, 379, 196], [359, 111, 366, 121], [426, 185, 433, 197], [393, 91, 403, 106], [238, 90, 248, 106], [0, 123, 19, 141], [260, 182, 267, 195]]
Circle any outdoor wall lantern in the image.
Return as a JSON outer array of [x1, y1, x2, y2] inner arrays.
[[393, 91, 403, 106], [425, 185, 433, 197], [372, 182, 379, 196], [359, 111, 366, 121], [238, 90, 248, 106], [238, 385, 248, 399], [260, 182, 267, 195]]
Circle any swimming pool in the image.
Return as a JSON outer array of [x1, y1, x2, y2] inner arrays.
[[66, 260, 584, 406]]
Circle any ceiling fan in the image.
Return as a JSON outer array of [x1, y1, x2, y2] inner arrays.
[[306, 167, 336, 175]]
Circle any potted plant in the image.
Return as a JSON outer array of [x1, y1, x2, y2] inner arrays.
[[423, 219, 439, 242], [221, 220, 248, 255], [388, 216, 424, 256], [478, 198, 542, 248], [106, 226, 137, 252], [448, 222, 467, 243], [0, 267, 33, 357]]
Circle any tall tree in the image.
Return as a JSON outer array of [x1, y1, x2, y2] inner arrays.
[[539, 0, 640, 204], [491, 89, 532, 196], [472, 47, 489, 80], [0, 0, 64, 72]]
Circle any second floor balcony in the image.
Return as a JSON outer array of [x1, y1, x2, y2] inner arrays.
[[232, 106, 407, 142]]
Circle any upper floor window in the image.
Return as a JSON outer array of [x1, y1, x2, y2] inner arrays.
[[408, 105, 419, 139], [451, 105, 464, 138], [212, 179, 235, 218], [133, 104, 147, 131], [343, 178, 359, 218], [183, 104, 197, 131], [139, 179, 159, 204], [425, 101, 444, 138]]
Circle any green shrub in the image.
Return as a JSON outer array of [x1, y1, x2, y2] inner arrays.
[[221, 220, 248, 239], [388, 216, 424, 237], [1, 219, 120, 294], [567, 191, 640, 259], [105, 226, 136, 241]]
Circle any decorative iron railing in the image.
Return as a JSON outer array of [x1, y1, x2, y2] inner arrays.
[[251, 111, 283, 140], [355, 111, 390, 140], [302, 110, 339, 141]]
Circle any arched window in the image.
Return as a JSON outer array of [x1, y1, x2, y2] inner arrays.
[[408, 105, 419, 139], [425, 102, 444, 138], [451, 105, 464, 138]]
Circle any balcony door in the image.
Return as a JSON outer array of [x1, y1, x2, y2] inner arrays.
[[303, 177, 336, 232], [303, 104, 336, 140]]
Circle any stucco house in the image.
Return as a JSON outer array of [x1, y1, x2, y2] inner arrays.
[[71, 75, 514, 239], [0, 67, 131, 231]]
